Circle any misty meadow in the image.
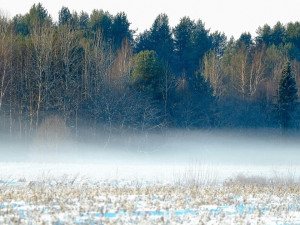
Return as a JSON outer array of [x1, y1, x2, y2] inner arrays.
[[0, 3, 300, 224]]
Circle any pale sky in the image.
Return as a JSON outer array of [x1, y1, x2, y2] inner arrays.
[[1, 0, 300, 39]]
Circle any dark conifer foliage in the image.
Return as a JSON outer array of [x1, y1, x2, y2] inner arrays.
[[135, 14, 173, 64], [276, 61, 298, 128], [58, 7, 72, 26], [210, 31, 227, 56], [172, 17, 211, 77], [111, 12, 133, 49]]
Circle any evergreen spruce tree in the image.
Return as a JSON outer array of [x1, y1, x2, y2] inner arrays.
[[58, 6, 72, 26], [277, 61, 298, 128]]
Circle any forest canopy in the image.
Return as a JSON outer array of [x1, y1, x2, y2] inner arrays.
[[0, 3, 299, 138]]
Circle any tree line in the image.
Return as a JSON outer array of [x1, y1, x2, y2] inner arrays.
[[0, 3, 299, 138]]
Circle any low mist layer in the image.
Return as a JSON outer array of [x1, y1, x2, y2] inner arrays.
[[1, 129, 300, 183]]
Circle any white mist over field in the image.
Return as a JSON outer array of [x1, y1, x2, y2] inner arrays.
[[0, 129, 300, 183]]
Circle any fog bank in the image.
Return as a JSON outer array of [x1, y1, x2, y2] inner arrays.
[[0, 129, 299, 183]]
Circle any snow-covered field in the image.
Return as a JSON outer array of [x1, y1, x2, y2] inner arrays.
[[0, 162, 299, 224], [1, 130, 300, 224], [0, 178, 299, 224]]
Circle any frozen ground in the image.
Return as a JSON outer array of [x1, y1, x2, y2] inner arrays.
[[0, 129, 300, 224], [0, 180, 299, 224]]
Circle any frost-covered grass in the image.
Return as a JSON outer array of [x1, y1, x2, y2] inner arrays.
[[0, 177, 299, 225]]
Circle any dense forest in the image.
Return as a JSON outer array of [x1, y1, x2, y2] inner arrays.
[[0, 3, 299, 138]]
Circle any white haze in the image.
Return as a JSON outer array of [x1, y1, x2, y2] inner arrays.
[[0, 129, 300, 184], [2, 0, 300, 38]]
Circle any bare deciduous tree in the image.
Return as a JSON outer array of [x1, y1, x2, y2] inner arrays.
[[30, 24, 54, 128], [0, 20, 13, 111], [203, 51, 225, 97], [249, 44, 265, 97]]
